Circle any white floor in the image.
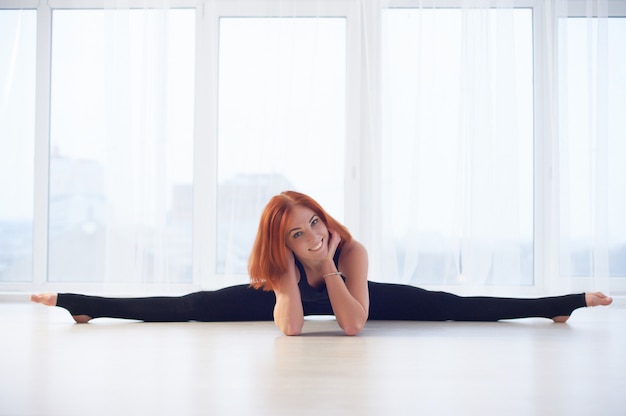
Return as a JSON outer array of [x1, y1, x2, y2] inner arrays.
[[1, 300, 625, 416]]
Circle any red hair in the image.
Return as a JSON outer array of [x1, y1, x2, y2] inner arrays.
[[248, 191, 352, 291]]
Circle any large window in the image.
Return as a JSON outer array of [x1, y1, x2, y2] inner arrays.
[[1, 1, 625, 293], [381, 9, 534, 286], [559, 17, 626, 277], [0, 10, 36, 282], [48, 9, 195, 283], [216, 17, 346, 275]]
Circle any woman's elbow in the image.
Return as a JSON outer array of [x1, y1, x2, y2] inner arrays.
[[340, 320, 366, 336], [283, 325, 303, 336], [278, 320, 304, 336], [343, 327, 362, 336]]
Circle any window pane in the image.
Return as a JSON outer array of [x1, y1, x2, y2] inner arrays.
[[560, 18, 626, 277], [0, 10, 36, 282], [381, 9, 534, 285], [217, 17, 346, 275], [609, 19, 626, 276], [49, 9, 195, 283]]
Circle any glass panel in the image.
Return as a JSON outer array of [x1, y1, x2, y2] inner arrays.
[[217, 17, 346, 275], [0, 10, 36, 282], [381, 9, 534, 285], [560, 18, 626, 277], [608, 19, 626, 276], [49, 9, 195, 283]]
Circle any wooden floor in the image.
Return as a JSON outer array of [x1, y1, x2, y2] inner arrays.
[[1, 300, 625, 416]]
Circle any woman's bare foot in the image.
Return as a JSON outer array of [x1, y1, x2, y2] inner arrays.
[[552, 292, 613, 323], [68, 315, 92, 324], [585, 291, 613, 307], [30, 293, 92, 323], [30, 293, 57, 306], [551, 316, 570, 323]]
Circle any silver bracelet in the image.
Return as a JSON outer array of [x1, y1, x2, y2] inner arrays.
[[322, 271, 343, 279]]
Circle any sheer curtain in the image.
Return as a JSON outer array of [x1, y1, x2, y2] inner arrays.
[[547, 0, 618, 295], [0, 8, 36, 284], [46, 7, 196, 290], [1, 0, 622, 295], [362, 0, 620, 296], [372, 5, 534, 293], [214, 12, 348, 281]]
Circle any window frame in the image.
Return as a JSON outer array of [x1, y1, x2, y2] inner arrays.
[[546, 0, 626, 293], [200, 0, 363, 287], [1, 0, 625, 294]]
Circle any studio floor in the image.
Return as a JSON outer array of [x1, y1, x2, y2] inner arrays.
[[1, 299, 625, 416]]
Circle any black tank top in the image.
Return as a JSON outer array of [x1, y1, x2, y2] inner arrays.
[[295, 247, 342, 303]]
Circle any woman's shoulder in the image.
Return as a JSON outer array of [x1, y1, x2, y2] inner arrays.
[[337, 238, 368, 282], [340, 238, 368, 260]]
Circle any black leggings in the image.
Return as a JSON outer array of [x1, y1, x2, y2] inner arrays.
[[55, 281, 587, 323]]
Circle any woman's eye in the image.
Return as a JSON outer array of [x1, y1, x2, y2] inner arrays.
[[311, 218, 318, 226], [293, 231, 302, 239]]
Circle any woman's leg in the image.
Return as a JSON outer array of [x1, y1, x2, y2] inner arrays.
[[367, 281, 607, 322], [31, 285, 275, 323]]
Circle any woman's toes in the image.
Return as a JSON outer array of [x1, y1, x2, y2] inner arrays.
[[30, 293, 58, 307]]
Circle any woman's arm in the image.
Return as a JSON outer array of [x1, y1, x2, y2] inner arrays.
[[272, 249, 304, 336], [321, 237, 370, 336]]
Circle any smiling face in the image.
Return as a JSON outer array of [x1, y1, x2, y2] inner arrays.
[[285, 205, 330, 261]]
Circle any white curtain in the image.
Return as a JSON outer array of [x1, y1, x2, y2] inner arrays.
[[46, 7, 196, 289], [362, 0, 619, 296], [374, 5, 534, 292], [0, 8, 36, 283], [0, 0, 621, 295], [549, 0, 616, 295]]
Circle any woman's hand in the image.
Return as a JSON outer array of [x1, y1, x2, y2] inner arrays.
[[326, 229, 342, 261]]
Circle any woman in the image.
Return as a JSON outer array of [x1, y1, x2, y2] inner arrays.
[[32, 191, 612, 336]]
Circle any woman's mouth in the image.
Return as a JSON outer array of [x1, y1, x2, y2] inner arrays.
[[309, 239, 324, 252]]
